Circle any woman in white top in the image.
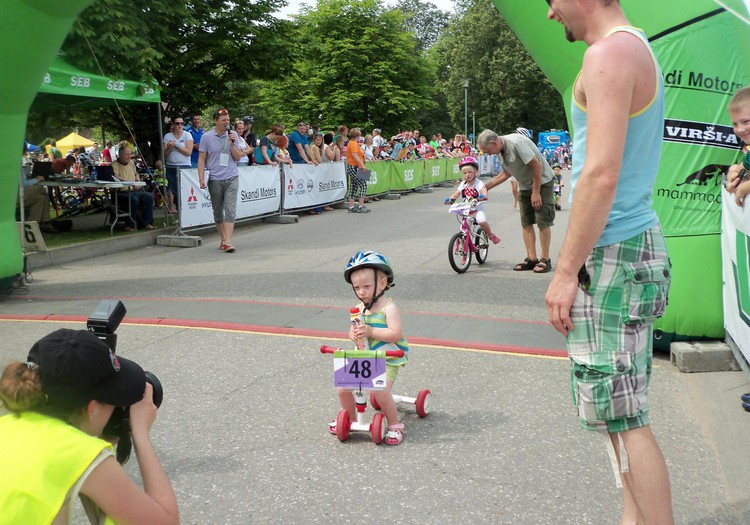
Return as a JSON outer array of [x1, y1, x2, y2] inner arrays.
[[233, 120, 252, 166], [361, 134, 376, 162], [163, 118, 194, 213]]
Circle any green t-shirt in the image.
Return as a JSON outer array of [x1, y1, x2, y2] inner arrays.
[[50, 146, 62, 159]]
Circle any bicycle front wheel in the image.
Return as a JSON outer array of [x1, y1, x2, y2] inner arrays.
[[448, 232, 471, 273], [475, 229, 489, 264]]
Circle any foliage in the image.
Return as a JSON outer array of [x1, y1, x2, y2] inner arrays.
[[432, 0, 566, 138], [248, 0, 437, 134], [30, 0, 293, 161], [392, 0, 453, 51], [24, 0, 567, 158]]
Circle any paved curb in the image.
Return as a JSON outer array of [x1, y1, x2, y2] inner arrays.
[[26, 229, 164, 271], [671, 340, 740, 373]]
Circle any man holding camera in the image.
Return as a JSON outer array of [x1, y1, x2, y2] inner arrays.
[[198, 108, 244, 253]]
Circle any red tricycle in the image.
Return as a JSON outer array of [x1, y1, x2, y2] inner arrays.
[[320, 345, 432, 444]]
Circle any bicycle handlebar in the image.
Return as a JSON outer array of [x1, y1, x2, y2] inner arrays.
[[320, 345, 405, 358]]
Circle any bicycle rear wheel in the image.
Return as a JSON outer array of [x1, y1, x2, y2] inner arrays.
[[448, 232, 471, 273], [475, 229, 489, 264]]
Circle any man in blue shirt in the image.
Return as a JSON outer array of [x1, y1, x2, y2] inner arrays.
[[186, 114, 204, 168], [288, 122, 315, 165]]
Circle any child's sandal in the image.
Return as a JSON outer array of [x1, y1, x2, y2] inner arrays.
[[385, 423, 404, 445], [328, 420, 337, 435]]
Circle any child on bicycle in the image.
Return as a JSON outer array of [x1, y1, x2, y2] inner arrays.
[[329, 250, 408, 445], [552, 163, 564, 210], [444, 156, 501, 244]]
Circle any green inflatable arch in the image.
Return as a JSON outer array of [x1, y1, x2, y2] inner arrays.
[[493, 0, 750, 348], [0, 0, 94, 290]]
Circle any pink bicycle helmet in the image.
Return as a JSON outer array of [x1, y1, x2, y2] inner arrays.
[[459, 156, 478, 169]]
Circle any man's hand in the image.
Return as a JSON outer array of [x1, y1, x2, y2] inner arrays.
[[531, 190, 542, 210], [545, 271, 579, 336]]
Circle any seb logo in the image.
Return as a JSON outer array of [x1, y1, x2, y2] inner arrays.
[[107, 80, 126, 92], [404, 169, 414, 182], [70, 76, 91, 88], [43, 73, 51, 84], [370, 171, 378, 185], [432, 166, 440, 178]]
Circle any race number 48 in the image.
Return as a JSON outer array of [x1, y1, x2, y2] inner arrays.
[[333, 350, 387, 391]]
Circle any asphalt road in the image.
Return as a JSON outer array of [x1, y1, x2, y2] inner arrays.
[[1, 174, 749, 524]]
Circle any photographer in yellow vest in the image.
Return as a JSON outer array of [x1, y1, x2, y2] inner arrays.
[[0, 329, 178, 525]]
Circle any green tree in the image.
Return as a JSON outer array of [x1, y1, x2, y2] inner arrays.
[[433, 0, 566, 139], [253, 0, 437, 133], [392, 0, 452, 51], [30, 0, 293, 160]]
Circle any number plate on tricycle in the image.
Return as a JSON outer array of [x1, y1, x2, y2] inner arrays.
[[333, 350, 387, 390]]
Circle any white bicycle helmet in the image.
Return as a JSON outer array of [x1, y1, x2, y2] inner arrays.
[[516, 127, 532, 139]]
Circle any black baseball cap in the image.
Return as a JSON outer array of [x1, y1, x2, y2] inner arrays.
[[28, 329, 146, 413]]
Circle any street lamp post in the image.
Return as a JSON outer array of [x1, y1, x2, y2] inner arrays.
[[472, 111, 476, 146], [463, 79, 469, 139]]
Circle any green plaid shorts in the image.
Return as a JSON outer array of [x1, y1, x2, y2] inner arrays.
[[566, 225, 670, 433]]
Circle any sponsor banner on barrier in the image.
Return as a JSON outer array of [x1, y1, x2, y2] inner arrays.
[[179, 167, 282, 229], [365, 161, 390, 195], [447, 157, 462, 180], [282, 161, 346, 211], [721, 189, 750, 365], [425, 158, 446, 185], [180, 168, 214, 228], [478, 154, 500, 176], [390, 160, 425, 191], [237, 165, 282, 217]]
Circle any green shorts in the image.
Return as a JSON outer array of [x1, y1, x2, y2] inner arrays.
[[518, 180, 556, 228], [386, 364, 401, 383], [566, 225, 670, 433]]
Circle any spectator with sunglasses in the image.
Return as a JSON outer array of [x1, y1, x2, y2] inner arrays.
[[163, 117, 193, 214], [198, 108, 244, 253]]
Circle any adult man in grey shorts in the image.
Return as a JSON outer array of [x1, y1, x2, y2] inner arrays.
[[544, 1, 674, 523], [198, 108, 244, 253], [478, 129, 556, 273]]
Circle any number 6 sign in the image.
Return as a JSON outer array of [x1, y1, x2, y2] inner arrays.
[[333, 349, 387, 391]]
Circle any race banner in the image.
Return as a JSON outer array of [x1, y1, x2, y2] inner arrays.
[[446, 157, 462, 181], [652, 12, 746, 237], [424, 158, 447, 186], [236, 165, 282, 218], [364, 161, 391, 196], [179, 168, 214, 228], [282, 161, 346, 212], [179, 166, 282, 229], [721, 189, 750, 366], [390, 160, 425, 191]]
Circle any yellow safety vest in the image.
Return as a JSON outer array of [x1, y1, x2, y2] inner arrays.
[[0, 412, 113, 525]]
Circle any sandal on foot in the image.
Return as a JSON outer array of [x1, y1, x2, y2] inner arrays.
[[514, 257, 539, 271], [223, 242, 236, 253], [328, 420, 337, 435], [533, 258, 552, 273], [385, 423, 404, 445], [489, 234, 500, 245]]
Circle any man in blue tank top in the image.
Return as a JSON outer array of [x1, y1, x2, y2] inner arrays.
[[544, 1, 674, 523]]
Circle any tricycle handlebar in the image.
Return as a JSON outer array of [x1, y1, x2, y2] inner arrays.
[[320, 345, 405, 358]]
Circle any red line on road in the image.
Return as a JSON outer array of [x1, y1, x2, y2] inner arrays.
[[8, 295, 550, 326], [0, 314, 566, 358]]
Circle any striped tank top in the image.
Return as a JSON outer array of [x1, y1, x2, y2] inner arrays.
[[363, 298, 408, 366]]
